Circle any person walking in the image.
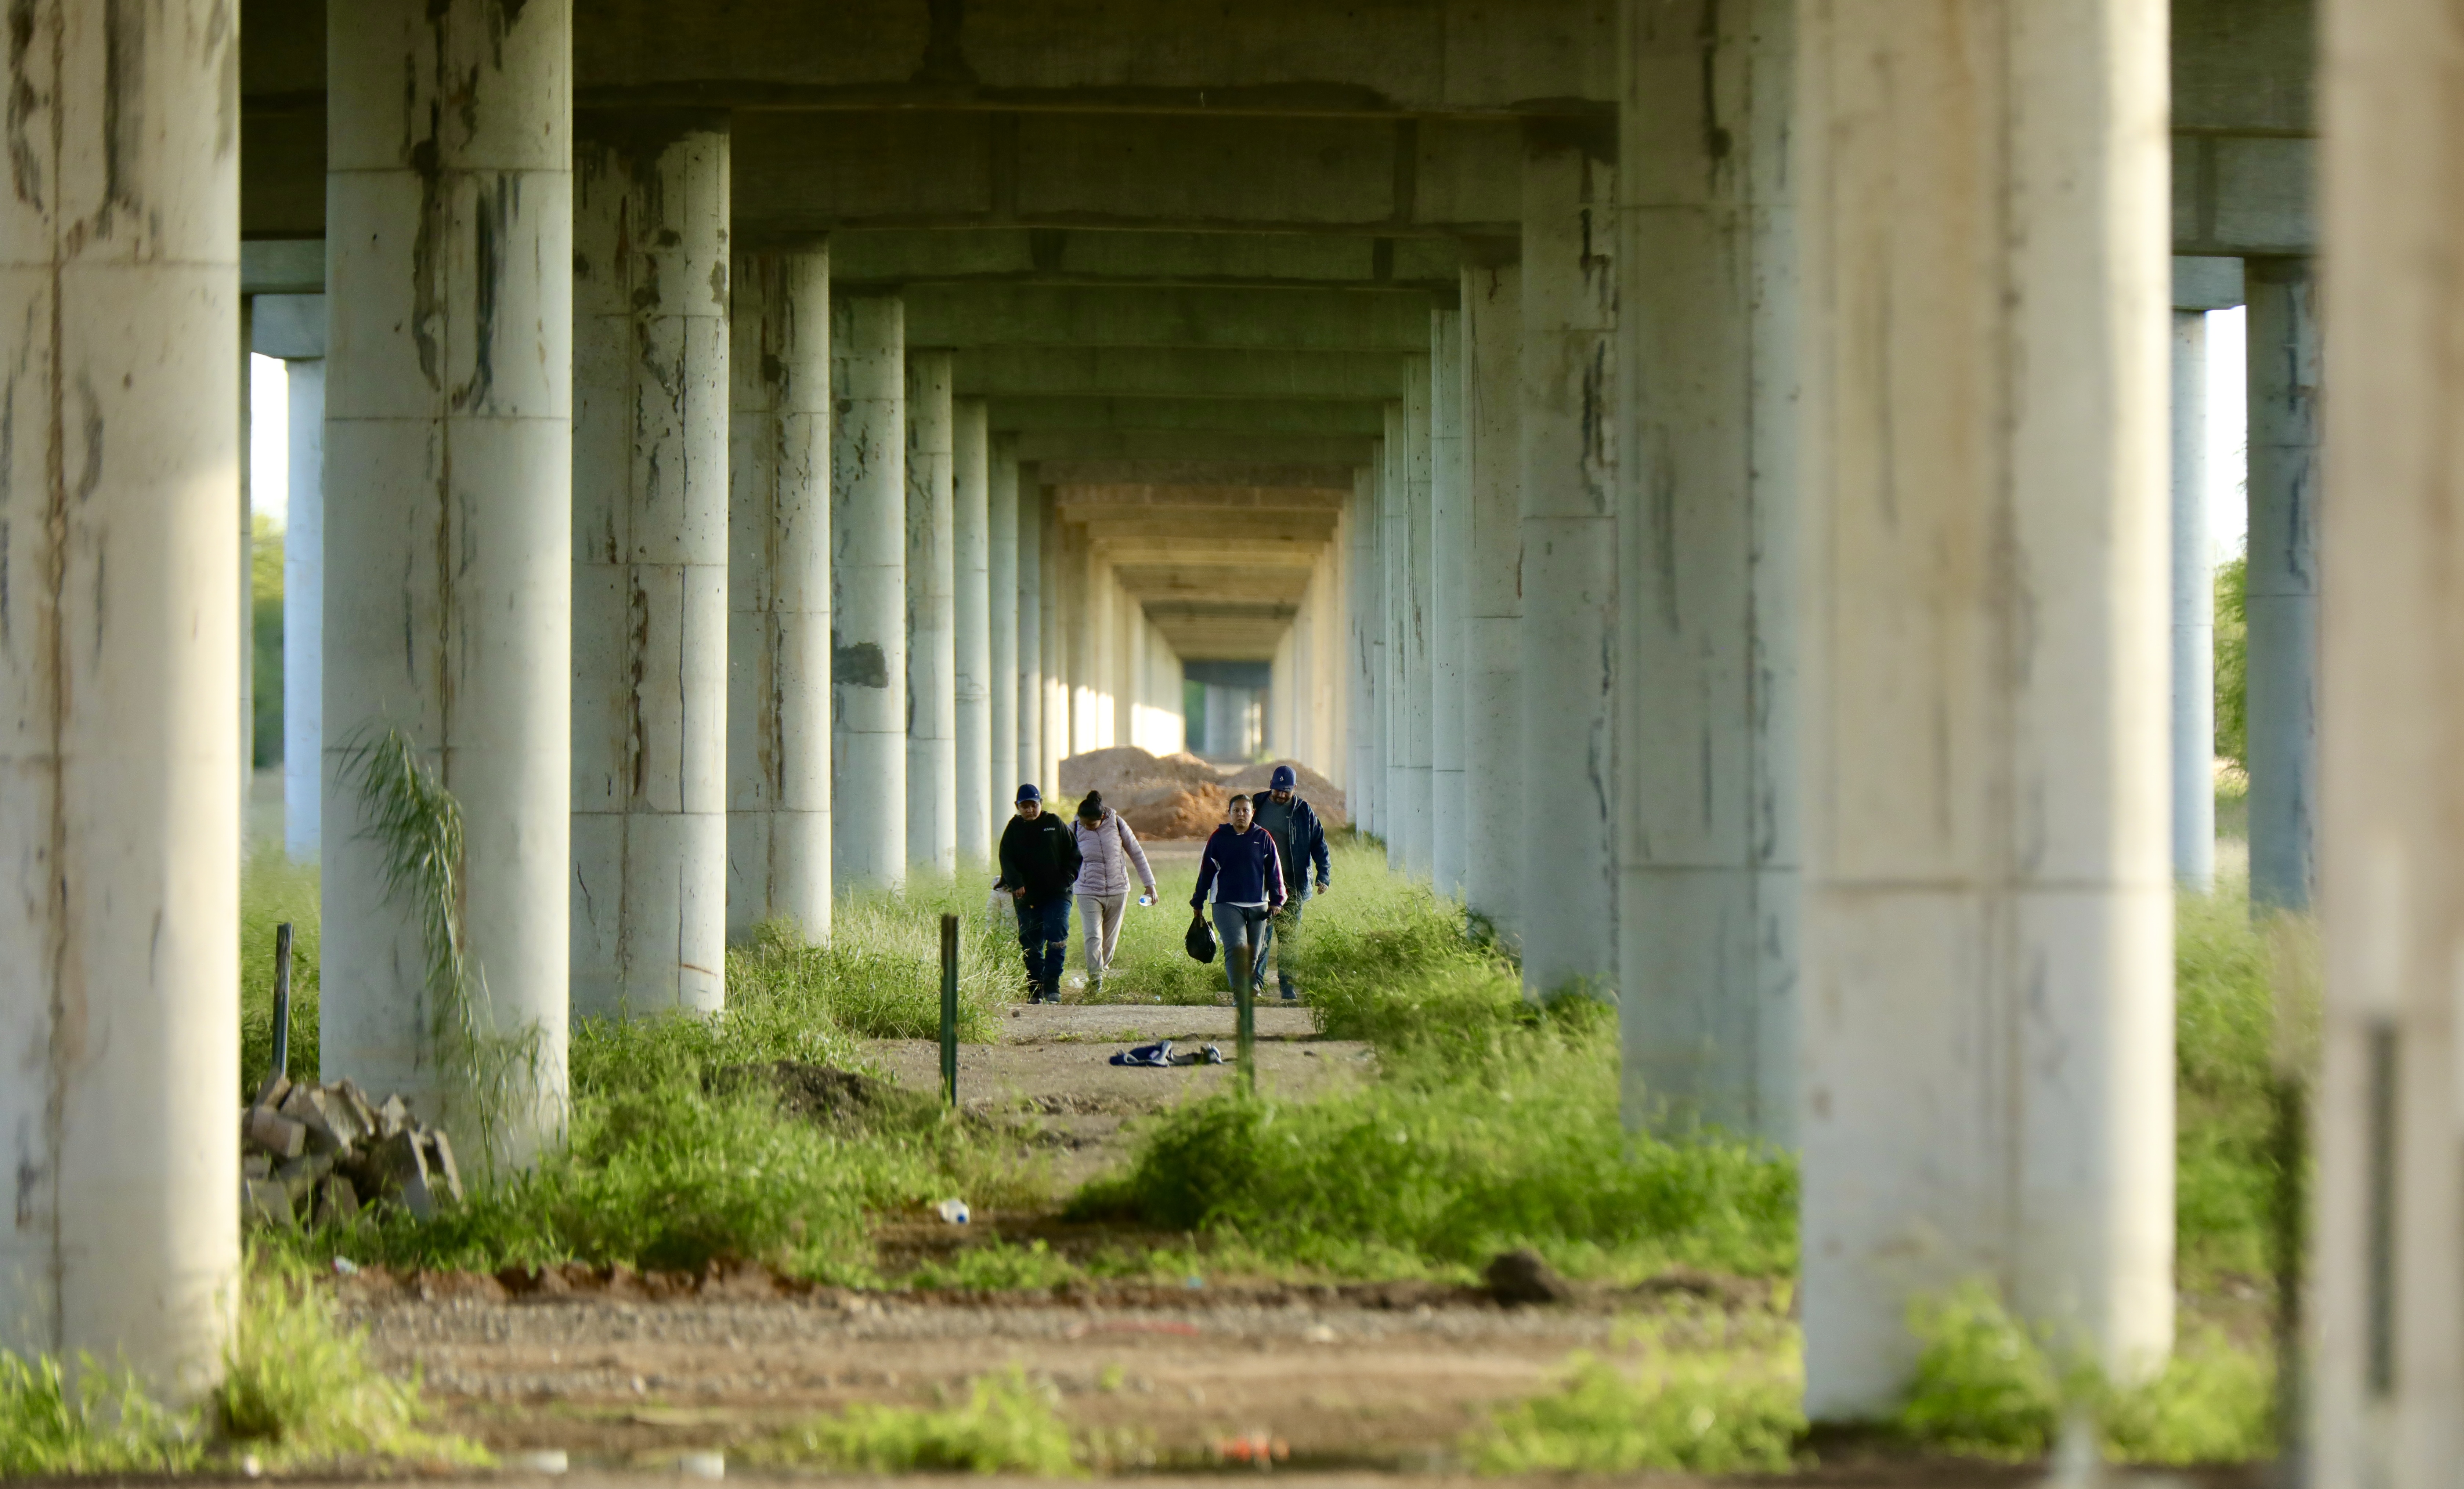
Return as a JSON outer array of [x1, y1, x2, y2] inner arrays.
[[1191, 792, 1286, 1001], [997, 784, 1081, 1003], [1071, 790, 1157, 995], [1249, 764, 1332, 1000]]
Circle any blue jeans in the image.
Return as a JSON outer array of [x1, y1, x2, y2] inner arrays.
[[1212, 903, 1271, 1000], [1014, 894, 1072, 999], [1264, 896, 1304, 998]]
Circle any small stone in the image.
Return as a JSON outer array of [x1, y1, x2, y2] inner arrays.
[[245, 1106, 307, 1160], [1484, 1248, 1574, 1306]]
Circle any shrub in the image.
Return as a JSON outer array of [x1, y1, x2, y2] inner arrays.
[[758, 1365, 1081, 1475], [1470, 1351, 1803, 1474], [0, 1356, 200, 1477]]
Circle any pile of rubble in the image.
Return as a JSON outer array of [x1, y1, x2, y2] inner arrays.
[[1056, 746, 1350, 838], [242, 1075, 465, 1227]]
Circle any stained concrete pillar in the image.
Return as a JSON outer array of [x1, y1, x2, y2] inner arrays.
[[1465, 264, 1525, 947], [1014, 462, 1043, 793], [2170, 311, 2216, 892], [1381, 410, 1407, 865], [954, 399, 993, 861], [2246, 259, 2319, 913], [2315, 5, 2464, 1475], [1520, 141, 1619, 1000], [989, 436, 1020, 815], [1039, 496, 1068, 784], [726, 249, 832, 942], [284, 359, 327, 862], [905, 351, 958, 878], [831, 294, 907, 890], [325, 0, 572, 1159], [1348, 464, 1381, 837], [1796, 0, 2172, 1415], [1430, 310, 1470, 899], [0, 0, 241, 1391], [1615, 0, 1798, 1139], [571, 115, 730, 1019], [1401, 359, 1435, 877]]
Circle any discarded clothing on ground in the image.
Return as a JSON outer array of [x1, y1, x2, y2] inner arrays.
[[1108, 1039, 1227, 1068]]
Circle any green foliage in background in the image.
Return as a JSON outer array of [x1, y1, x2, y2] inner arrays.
[[756, 1366, 1082, 1476], [2214, 551, 2247, 769], [2176, 881, 2288, 1282], [253, 515, 282, 769]]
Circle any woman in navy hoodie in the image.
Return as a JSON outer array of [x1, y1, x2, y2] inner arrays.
[[1191, 792, 1287, 999]]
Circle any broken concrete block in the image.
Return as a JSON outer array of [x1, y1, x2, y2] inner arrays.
[[242, 1177, 295, 1227], [245, 1106, 307, 1160], [332, 1079, 381, 1138], [242, 1153, 272, 1182], [376, 1094, 412, 1140], [316, 1174, 360, 1225], [421, 1129, 464, 1205], [373, 1129, 436, 1219], [253, 1071, 292, 1111], [275, 1151, 334, 1206]]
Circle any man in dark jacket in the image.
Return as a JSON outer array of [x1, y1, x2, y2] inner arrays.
[[997, 783, 1082, 1003], [1249, 764, 1331, 1000]]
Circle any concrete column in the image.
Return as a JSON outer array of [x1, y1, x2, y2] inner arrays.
[[1402, 358, 1435, 877], [2246, 259, 2319, 913], [2170, 311, 2216, 891], [1270, 622, 1297, 759], [905, 351, 957, 877], [989, 436, 1020, 821], [1040, 496, 1067, 784], [1349, 464, 1381, 838], [1615, 0, 1799, 1139], [325, 0, 572, 1159], [1431, 309, 1470, 898], [1015, 466, 1043, 793], [0, 0, 241, 1390], [571, 115, 730, 1019], [1381, 410, 1406, 865], [1069, 529, 1102, 751], [1520, 141, 1619, 1000], [1465, 264, 1525, 947], [2315, 5, 2464, 1475], [1796, 0, 2172, 1415], [726, 249, 832, 942], [831, 294, 906, 890], [284, 359, 326, 862], [954, 399, 993, 861]]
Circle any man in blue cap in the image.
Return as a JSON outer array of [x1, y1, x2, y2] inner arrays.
[[1248, 764, 1331, 1000], [996, 783, 1081, 1003]]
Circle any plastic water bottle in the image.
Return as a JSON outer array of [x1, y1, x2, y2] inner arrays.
[[1137, 892, 1155, 907]]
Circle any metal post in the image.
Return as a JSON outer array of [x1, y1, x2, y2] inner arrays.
[[270, 922, 294, 1088], [1232, 939, 1255, 1094], [939, 913, 960, 1108]]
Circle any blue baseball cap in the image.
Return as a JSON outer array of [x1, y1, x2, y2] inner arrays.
[[1016, 783, 1041, 804], [1270, 765, 1296, 791]]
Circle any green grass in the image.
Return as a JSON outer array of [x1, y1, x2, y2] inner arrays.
[[240, 847, 321, 1099], [754, 1365, 1082, 1475], [0, 1356, 202, 1477], [1468, 1313, 1805, 1476], [2174, 873, 2302, 1283]]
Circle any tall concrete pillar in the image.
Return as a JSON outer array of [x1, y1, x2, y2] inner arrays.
[[1520, 140, 1619, 1000], [1401, 360, 1435, 877], [326, 0, 572, 1159], [1430, 310, 1470, 898], [284, 359, 327, 862], [0, 0, 241, 1391], [1014, 461, 1042, 793], [831, 295, 906, 890], [1349, 464, 1381, 834], [1616, 0, 1799, 1139], [954, 399, 993, 861], [989, 436, 1020, 816], [1381, 410, 1406, 865], [1796, 0, 2172, 1415], [1039, 496, 1067, 783], [726, 249, 832, 942], [1068, 527, 1102, 751], [905, 351, 957, 878], [2246, 259, 2319, 913], [2315, 5, 2464, 1475], [571, 115, 730, 1019], [1465, 264, 1525, 947], [2170, 311, 2215, 891]]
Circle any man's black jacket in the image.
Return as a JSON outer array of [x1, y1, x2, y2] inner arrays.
[[998, 812, 1083, 905]]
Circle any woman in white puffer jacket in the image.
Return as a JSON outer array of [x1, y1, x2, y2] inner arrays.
[[1070, 791, 1156, 992]]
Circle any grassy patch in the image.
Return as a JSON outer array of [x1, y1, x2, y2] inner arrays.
[[754, 1365, 1081, 1475], [0, 1356, 202, 1477], [240, 847, 321, 1098], [2175, 876, 2300, 1284]]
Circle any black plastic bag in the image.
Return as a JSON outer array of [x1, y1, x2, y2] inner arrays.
[[1185, 912, 1217, 963]]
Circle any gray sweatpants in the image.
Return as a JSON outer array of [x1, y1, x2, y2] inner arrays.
[[1080, 890, 1128, 979]]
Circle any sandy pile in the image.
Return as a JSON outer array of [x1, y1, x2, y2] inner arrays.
[[1056, 747, 1349, 839]]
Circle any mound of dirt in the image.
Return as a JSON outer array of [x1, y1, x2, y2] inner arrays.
[[1060, 745, 1222, 799], [1222, 760, 1348, 827], [713, 1061, 928, 1126], [1059, 749, 1348, 836], [1120, 782, 1232, 840]]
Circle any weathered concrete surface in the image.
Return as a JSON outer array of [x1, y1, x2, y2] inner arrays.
[[0, 0, 242, 1394], [1463, 265, 1523, 949], [323, 0, 572, 1163], [1614, 0, 1799, 1143], [955, 347, 1411, 402], [1518, 143, 1619, 1001], [900, 284, 1438, 351], [571, 116, 731, 1019], [1015, 468, 1046, 795], [727, 250, 833, 942], [906, 352, 959, 877], [1796, 0, 2173, 1417], [2315, 4, 2464, 1478], [831, 295, 907, 889], [1348, 467, 1382, 841], [989, 438, 1021, 816], [2170, 311, 2215, 891], [284, 357, 326, 862], [2245, 259, 2318, 913], [954, 400, 994, 861], [1380, 407, 1407, 868], [1429, 310, 1469, 899], [1398, 357, 1435, 880]]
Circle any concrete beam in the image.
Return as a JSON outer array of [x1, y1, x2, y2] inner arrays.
[[955, 346, 1411, 400], [834, 229, 1474, 290], [1046, 465, 1352, 492], [1089, 537, 1323, 567], [1113, 565, 1314, 602], [1068, 511, 1340, 543], [989, 395, 1388, 436], [1015, 430, 1379, 466], [903, 283, 1438, 350]]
